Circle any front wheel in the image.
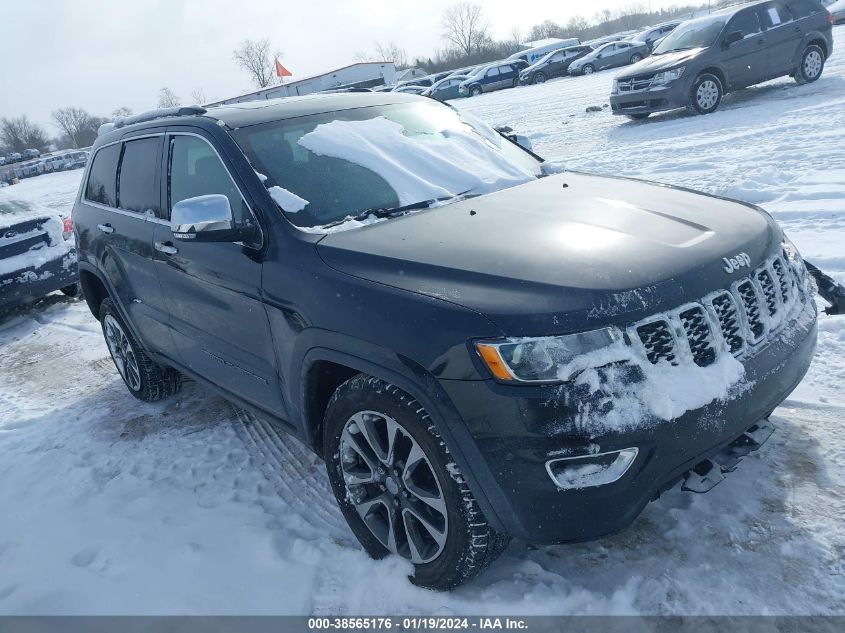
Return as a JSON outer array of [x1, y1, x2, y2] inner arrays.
[[795, 44, 824, 84], [687, 73, 723, 115], [630, 54, 642, 64], [582, 64, 594, 75], [99, 298, 182, 402], [324, 375, 509, 590], [533, 72, 546, 84], [470, 86, 482, 97]]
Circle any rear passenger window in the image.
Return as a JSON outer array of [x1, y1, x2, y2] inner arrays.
[[764, 4, 790, 27], [118, 137, 161, 216], [787, 0, 815, 18], [85, 143, 121, 207], [169, 135, 249, 225], [728, 11, 762, 37]]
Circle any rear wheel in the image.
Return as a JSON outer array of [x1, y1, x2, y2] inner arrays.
[[795, 44, 824, 85], [687, 73, 723, 115], [99, 298, 182, 402], [324, 375, 509, 590], [533, 72, 546, 84]]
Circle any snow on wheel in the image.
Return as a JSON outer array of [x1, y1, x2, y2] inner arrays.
[[533, 72, 546, 84], [470, 86, 482, 97], [323, 374, 509, 590], [582, 64, 594, 75], [630, 54, 642, 64], [99, 298, 182, 402]]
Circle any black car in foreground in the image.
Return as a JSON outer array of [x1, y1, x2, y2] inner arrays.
[[1, 197, 78, 312], [74, 95, 818, 589], [610, 0, 833, 119]]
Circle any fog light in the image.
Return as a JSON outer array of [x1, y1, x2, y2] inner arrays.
[[546, 447, 638, 490]]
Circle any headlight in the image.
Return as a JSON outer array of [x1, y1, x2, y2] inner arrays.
[[652, 67, 685, 85], [782, 235, 808, 284], [475, 327, 623, 383]]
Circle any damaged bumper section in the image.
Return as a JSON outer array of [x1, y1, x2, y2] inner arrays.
[[439, 277, 817, 544]]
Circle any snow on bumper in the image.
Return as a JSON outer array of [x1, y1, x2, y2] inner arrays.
[[0, 242, 78, 309]]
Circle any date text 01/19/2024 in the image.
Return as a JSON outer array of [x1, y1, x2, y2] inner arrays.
[[307, 617, 529, 629]]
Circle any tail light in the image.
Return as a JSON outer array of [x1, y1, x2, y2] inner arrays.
[[62, 215, 73, 240], [830, 12, 835, 25]]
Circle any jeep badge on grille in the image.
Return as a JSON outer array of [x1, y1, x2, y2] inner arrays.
[[723, 252, 752, 273]]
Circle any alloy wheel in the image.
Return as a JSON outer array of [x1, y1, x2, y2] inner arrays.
[[804, 50, 822, 79], [696, 79, 719, 111], [104, 314, 142, 391], [339, 410, 448, 564], [534, 73, 545, 84], [631, 54, 642, 63], [583, 65, 594, 75]]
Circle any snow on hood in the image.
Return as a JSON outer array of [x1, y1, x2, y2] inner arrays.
[[296, 116, 537, 208]]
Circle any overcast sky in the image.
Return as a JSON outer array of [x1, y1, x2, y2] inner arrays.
[[1, 0, 690, 132]]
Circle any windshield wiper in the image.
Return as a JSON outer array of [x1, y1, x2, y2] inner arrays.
[[321, 192, 475, 229]]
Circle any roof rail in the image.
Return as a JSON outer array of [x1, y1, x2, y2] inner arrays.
[[97, 105, 208, 136]]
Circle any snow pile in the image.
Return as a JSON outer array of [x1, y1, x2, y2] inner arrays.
[[297, 116, 536, 208], [268, 186, 309, 213], [0, 214, 75, 277]]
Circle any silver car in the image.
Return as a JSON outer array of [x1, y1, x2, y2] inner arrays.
[[569, 40, 650, 75]]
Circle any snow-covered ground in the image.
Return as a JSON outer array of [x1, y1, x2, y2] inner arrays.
[[1, 29, 844, 614]]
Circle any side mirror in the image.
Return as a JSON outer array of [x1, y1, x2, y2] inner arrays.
[[171, 194, 239, 242], [723, 30, 744, 47]]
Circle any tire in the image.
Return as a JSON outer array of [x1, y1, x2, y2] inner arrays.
[[630, 54, 643, 64], [687, 73, 723, 115], [60, 283, 80, 297], [627, 113, 650, 120], [533, 72, 546, 84], [470, 86, 482, 97], [795, 44, 824, 85], [582, 64, 594, 75], [324, 375, 509, 590], [99, 298, 182, 402]]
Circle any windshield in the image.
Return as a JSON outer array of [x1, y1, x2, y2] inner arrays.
[[233, 102, 542, 229], [653, 15, 728, 54]]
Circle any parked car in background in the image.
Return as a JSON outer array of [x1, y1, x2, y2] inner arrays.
[[823, 0, 845, 22], [7, 152, 22, 163], [22, 148, 40, 160], [569, 40, 650, 75], [458, 62, 522, 96], [507, 37, 581, 65], [520, 45, 594, 84], [393, 85, 428, 95], [423, 75, 469, 100], [393, 77, 433, 91], [630, 21, 683, 50], [610, 0, 834, 119], [65, 150, 89, 169], [0, 197, 78, 312]]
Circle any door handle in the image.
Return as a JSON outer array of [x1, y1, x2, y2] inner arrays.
[[97, 223, 114, 234], [154, 241, 178, 255]]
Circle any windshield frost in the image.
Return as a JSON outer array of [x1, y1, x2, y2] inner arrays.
[[653, 15, 728, 54], [233, 102, 540, 229]]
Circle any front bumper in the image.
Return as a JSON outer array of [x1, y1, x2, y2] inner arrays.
[[0, 247, 78, 310], [439, 300, 817, 543], [610, 79, 690, 115]]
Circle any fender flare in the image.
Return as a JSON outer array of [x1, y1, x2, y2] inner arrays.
[[292, 331, 516, 536]]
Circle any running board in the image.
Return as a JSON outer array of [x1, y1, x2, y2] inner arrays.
[[682, 420, 775, 493]]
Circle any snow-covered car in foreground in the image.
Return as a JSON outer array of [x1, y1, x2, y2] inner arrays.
[[73, 95, 818, 590], [0, 198, 78, 312]]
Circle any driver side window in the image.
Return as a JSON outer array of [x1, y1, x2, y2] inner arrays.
[[168, 135, 250, 225], [728, 11, 762, 38]]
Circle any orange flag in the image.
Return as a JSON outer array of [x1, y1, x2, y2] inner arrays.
[[275, 58, 292, 77]]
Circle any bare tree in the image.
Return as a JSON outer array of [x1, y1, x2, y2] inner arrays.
[[111, 106, 133, 119], [374, 41, 408, 68], [52, 107, 105, 148], [1, 116, 49, 152], [233, 39, 282, 88], [441, 2, 490, 56], [527, 19, 564, 41], [158, 87, 181, 108], [509, 26, 524, 46], [190, 88, 208, 105]]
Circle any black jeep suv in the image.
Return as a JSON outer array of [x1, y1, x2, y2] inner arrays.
[[73, 95, 817, 589], [610, 0, 833, 119]]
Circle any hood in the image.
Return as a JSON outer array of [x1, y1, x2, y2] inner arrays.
[[316, 173, 779, 336], [616, 48, 704, 78]]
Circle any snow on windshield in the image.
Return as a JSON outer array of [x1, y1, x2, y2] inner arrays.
[[297, 116, 537, 210]]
